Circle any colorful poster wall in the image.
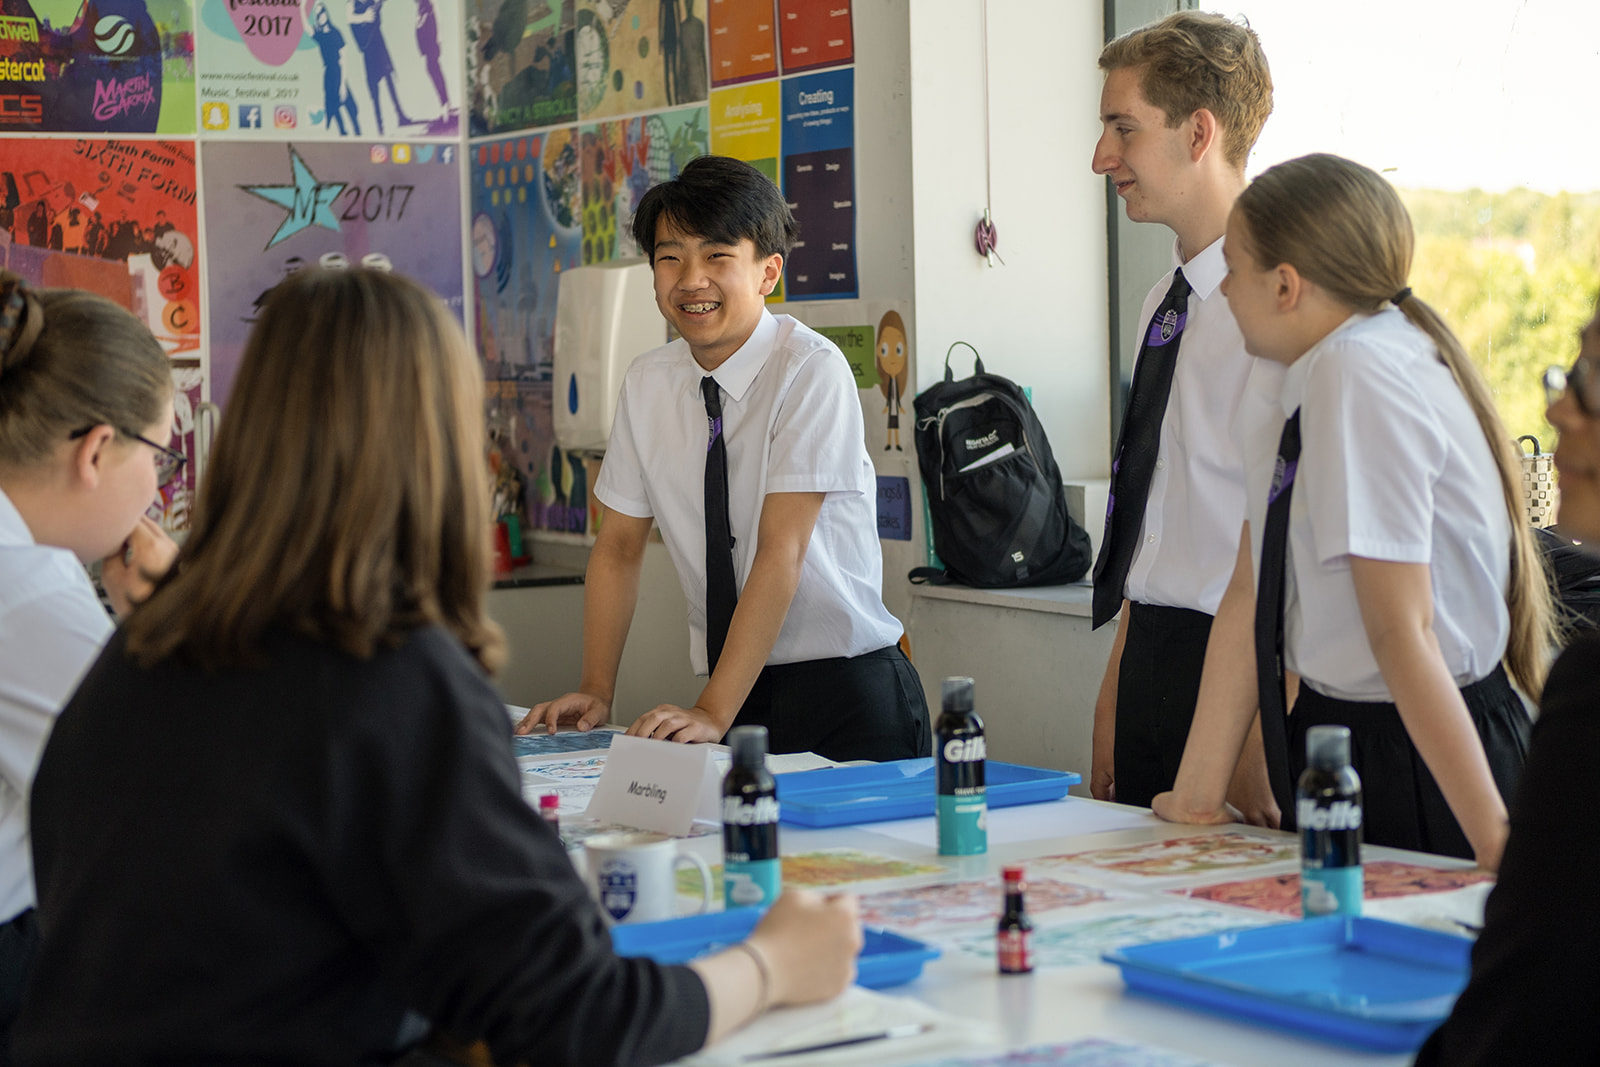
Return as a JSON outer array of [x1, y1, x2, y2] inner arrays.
[[467, 0, 576, 136], [196, 0, 459, 139], [200, 140, 463, 407], [573, 0, 707, 121], [0, 0, 194, 134]]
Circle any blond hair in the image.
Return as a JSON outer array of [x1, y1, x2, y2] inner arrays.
[[1234, 153, 1556, 696], [1099, 11, 1273, 170], [126, 268, 505, 673], [0, 273, 170, 466]]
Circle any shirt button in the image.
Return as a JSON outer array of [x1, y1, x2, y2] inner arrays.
[[1146, 533, 1157, 545], [1156, 458, 1166, 470]]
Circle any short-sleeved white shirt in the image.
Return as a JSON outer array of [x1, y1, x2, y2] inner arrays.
[[0, 486, 113, 921], [596, 311, 903, 675], [1124, 237, 1285, 615], [1242, 309, 1511, 701]]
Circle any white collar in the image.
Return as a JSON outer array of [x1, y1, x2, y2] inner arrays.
[[698, 310, 779, 404]]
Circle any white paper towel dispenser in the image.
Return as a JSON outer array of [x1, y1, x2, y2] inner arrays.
[[552, 258, 663, 453]]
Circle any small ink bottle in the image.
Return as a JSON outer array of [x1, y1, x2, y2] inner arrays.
[[538, 794, 561, 840], [997, 865, 1033, 974]]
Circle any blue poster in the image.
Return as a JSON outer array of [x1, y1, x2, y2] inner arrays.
[[780, 67, 854, 299]]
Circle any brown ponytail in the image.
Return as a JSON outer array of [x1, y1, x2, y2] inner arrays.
[[1235, 154, 1556, 697]]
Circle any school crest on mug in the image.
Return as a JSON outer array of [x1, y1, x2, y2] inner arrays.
[[599, 860, 639, 921]]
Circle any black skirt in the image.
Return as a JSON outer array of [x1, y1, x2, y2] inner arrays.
[[1288, 665, 1529, 859]]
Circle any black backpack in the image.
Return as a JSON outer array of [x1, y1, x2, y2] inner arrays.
[[908, 343, 1092, 588]]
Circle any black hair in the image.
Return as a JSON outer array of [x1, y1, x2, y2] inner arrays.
[[630, 155, 798, 262]]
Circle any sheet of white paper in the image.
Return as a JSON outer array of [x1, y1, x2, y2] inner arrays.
[[676, 986, 995, 1066]]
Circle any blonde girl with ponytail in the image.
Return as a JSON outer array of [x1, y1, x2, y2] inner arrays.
[[1153, 154, 1553, 872]]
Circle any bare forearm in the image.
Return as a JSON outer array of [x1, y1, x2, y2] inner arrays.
[[694, 549, 803, 729], [577, 540, 643, 702], [1372, 626, 1507, 862], [1168, 572, 1259, 814]]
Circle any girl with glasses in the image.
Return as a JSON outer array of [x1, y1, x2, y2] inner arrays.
[[15, 268, 859, 1065], [1151, 154, 1554, 873], [0, 271, 177, 1055]]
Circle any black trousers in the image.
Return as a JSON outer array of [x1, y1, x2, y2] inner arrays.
[[1288, 665, 1530, 859], [729, 644, 932, 763], [0, 908, 37, 1066], [1114, 602, 1214, 808]]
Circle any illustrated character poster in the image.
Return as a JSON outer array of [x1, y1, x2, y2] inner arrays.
[[196, 0, 459, 139], [467, 0, 576, 136], [200, 139, 463, 407], [0, 137, 201, 528], [573, 0, 707, 121], [780, 66, 854, 298], [578, 103, 707, 264], [471, 128, 591, 536], [0, 0, 194, 134]]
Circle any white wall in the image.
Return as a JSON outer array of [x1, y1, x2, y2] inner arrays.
[[907, 1, 1111, 483]]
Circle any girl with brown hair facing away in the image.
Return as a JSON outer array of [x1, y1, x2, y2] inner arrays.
[[1152, 154, 1554, 872], [15, 268, 859, 1065]]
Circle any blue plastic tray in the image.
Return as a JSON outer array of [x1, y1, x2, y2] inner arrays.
[[611, 907, 941, 989], [776, 758, 1079, 827], [1103, 916, 1472, 1052]]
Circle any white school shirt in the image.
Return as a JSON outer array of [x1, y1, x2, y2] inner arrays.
[[1124, 236, 1284, 615], [0, 486, 112, 922], [596, 311, 903, 676], [1243, 308, 1511, 701]]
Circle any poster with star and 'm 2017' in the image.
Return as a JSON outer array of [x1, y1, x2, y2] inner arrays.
[[200, 140, 463, 407], [194, 0, 459, 139]]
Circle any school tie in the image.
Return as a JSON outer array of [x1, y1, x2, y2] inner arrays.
[[1254, 409, 1302, 822], [702, 376, 738, 673], [1092, 268, 1192, 628]]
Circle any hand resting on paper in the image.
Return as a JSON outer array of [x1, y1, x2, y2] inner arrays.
[[100, 515, 178, 618], [691, 890, 862, 1045], [626, 703, 726, 744], [515, 691, 610, 735]]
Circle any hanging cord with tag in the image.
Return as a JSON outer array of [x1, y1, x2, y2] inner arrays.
[[973, 0, 1004, 267]]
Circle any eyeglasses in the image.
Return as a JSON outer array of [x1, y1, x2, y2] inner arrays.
[[1545, 360, 1600, 418], [69, 425, 187, 490]]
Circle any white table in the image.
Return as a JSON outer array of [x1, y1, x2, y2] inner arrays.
[[665, 796, 1477, 1066]]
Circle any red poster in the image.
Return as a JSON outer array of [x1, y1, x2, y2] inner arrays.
[[777, 0, 851, 73], [709, 0, 778, 86]]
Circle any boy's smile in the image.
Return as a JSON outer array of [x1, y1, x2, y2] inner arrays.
[[1092, 66, 1195, 230], [650, 219, 783, 371]]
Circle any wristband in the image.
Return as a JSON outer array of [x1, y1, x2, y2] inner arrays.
[[730, 940, 773, 1018]]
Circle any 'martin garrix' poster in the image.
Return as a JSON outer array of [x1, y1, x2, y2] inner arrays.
[[196, 0, 459, 139], [0, 0, 194, 134], [201, 139, 463, 407]]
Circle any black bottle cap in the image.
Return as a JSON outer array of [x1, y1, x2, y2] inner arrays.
[[727, 725, 769, 768], [941, 676, 975, 713]]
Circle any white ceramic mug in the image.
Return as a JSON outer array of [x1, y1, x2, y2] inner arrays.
[[584, 830, 714, 924]]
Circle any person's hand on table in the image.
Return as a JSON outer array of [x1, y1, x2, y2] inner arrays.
[[626, 704, 724, 744], [515, 692, 610, 735], [744, 890, 861, 1006], [101, 515, 177, 618], [1151, 790, 1240, 826]]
